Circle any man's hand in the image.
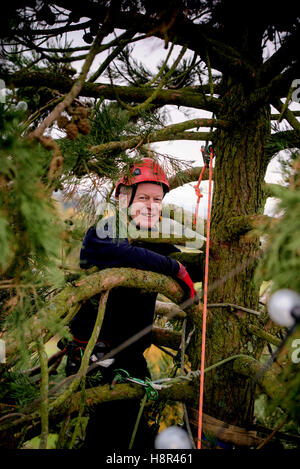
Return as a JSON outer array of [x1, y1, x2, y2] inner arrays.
[[176, 262, 197, 299]]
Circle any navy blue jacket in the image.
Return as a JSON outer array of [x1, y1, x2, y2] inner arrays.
[[70, 223, 181, 359]]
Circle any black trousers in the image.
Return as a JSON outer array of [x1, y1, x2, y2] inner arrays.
[[82, 354, 156, 450]]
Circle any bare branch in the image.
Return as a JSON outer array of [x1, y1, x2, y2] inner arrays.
[[271, 111, 300, 120], [259, 29, 300, 84], [155, 300, 186, 319], [152, 326, 182, 349], [27, 20, 114, 140], [89, 117, 224, 155], [271, 97, 300, 134], [168, 166, 210, 190]]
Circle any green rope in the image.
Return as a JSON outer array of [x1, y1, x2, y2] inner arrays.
[[111, 354, 252, 449], [204, 354, 251, 373], [110, 369, 159, 450]]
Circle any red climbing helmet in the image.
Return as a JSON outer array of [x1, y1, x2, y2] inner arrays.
[[115, 158, 169, 197]]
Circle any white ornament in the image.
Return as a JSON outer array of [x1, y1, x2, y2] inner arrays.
[[268, 289, 300, 327], [154, 426, 192, 449]]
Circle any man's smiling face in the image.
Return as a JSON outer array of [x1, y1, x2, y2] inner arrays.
[[130, 182, 163, 229]]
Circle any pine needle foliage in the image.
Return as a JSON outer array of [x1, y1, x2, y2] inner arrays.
[[0, 103, 68, 368], [0, 105, 64, 282], [59, 100, 165, 181], [255, 151, 300, 429]]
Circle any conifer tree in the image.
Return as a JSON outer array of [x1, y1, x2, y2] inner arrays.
[[0, 0, 300, 449]]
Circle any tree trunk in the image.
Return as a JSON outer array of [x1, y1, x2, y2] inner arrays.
[[188, 82, 271, 429]]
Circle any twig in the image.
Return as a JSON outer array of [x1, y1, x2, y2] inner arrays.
[[155, 345, 189, 374], [114, 44, 188, 116], [87, 30, 137, 83], [69, 377, 86, 449], [0, 412, 26, 423], [23, 349, 67, 377], [141, 42, 175, 88], [256, 417, 288, 449], [27, 13, 113, 140], [48, 290, 109, 412], [249, 423, 300, 444], [36, 337, 49, 449], [207, 303, 261, 316]]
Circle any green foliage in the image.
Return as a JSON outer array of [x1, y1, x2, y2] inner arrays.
[[59, 101, 155, 182], [256, 153, 300, 443], [0, 369, 39, 407], [257, 152, 300, 294], [106, 46, 152, 86], [22, 433, 59, 450], [0, 105, 64, 283], [254, 392, 300, 448], [106, 44, 201, 90], [0, 104, 70, 374]]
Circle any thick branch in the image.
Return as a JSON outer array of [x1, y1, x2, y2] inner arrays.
[[187, 407, 263, 447], [218, 214, 277, 241], [5, 268, 198, 359], [155, 300, 186, 319], [247, 325, 281, 347], [6, 71, 220, 112], [132, 230, 205, 248], [272, 98, 300, 135], [56, 4, 251, 79], [259, 29, 300, 85], [152, 326, 181, 349], [271, 111, 300, 120], [0, 380, 197, 437], [264, 130, 300, 162], [168, 166, 210, 190], [233, 356, 286, 402]]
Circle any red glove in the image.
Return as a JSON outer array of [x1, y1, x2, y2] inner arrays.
[[176, 262, 197, 299]]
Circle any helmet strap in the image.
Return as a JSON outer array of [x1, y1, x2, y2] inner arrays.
[[128, 184, 137, 207]]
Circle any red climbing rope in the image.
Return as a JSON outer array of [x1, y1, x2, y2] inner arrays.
[[196, 146, 214, 449]]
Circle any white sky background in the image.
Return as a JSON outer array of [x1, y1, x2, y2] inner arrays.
[[64, 25, 300, 218]]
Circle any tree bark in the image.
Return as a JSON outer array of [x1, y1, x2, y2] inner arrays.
[[187, 80, 272, 428]]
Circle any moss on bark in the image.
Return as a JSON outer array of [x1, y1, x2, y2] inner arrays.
[[187, 80, 272, 427]]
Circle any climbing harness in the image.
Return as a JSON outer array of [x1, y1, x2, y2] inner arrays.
[[195, 143, 214, 449], [58, 337, 114, 377]]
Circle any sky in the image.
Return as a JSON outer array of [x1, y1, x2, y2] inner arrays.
[[64, 26, 300, 218]]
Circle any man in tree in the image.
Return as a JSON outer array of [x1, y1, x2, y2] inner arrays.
[[63, 158, 196, 449]]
